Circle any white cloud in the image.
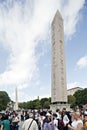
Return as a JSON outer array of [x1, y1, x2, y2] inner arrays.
[[18, 83, 29, 90], [67, 82, 81, 89], [63, 0, 85, 37], [67, 82, 87, 89], [76, 55, 87, 69], [11, 90, 31, 102], [13, 90, 49, 102], [0, 0, 85, 101]]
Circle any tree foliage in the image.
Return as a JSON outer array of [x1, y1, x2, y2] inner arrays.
[[68, 95, 76, 108], [0, 91, 10, 110], [74, 88, 87, 106], [19, 97, 51, 109], [19, 88, 87, 109], [40, 98, 48, 108]]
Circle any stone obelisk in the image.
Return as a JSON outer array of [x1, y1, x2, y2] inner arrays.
[[14, 87, 18, 110], [50, 10, 70, 111]]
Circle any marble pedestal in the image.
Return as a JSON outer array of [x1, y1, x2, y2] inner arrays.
[[50, 103, 70, 112]]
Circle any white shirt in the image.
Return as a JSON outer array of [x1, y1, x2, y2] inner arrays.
[[63, 115, 69, 125], [53, 119, 58, 130], [56, 112, 61, 119], [71, 120, 77, 128], [76, 120, 83, 128], [22, 118, 38, 130]]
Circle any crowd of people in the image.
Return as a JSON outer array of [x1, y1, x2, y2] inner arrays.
[[0, 108, 87, 130], [0, 111, 20, 130]]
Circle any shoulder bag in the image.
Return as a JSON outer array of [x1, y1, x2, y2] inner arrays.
[[28, 119, 33, 130]]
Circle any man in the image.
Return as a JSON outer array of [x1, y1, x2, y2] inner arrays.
[[53, 113, 58, 130], [56, 109, 61, 120], [63, 111, 70, 130], [22, 112, 38, 130], [83, 111, 87, 129]]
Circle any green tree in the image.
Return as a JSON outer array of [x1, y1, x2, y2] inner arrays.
[[0, 91, 10, 110], [68, 95, 76, 108], [74, 88, 87, 106], [32, 99, 39, 109], [35, 99, 41, 109], [44, 101, 50, 109], [19, 102, 27, 109], [40, 98, 48, 108], [19, 97, 51, 109], [26, 101, 32, 109]]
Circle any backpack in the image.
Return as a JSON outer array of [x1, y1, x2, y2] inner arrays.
[[57, 119, 64, 130]]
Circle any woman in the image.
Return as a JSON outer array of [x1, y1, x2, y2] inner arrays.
[[82, 111, 87, 130], [52, 113, 58, 130], [11, 112, 20, 130], [43, 113, 52, 130], [68, 112, 77, 130], [68, 111, 83, 130], [0, 114, 10, 130], [63, 112, 69, 130]]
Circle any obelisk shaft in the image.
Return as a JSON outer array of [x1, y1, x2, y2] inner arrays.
[[15, 87, 18, 110], [51, 10, 67, 103]]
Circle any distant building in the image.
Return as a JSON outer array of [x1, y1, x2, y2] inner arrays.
[[67, 87, 83, 96]]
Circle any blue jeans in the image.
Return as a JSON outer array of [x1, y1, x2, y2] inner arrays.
[[15, 125, 19, 130]]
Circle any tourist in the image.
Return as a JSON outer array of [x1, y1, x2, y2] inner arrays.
[[37, 111, 45, 130], [74, 111, 83, 130], [43, 112, 52, 130], [56, 109, 61, 120], [83, 110, 87, 130], [68, 112, 77, 130], [22, 112, 38, 130], [63, 111, 70, 130], [52, 113, 58, 130], [68, 111, 83, 130], [0, 114, 10, 130], [10, 112, 20, 130], [0, 113, 2, 130]]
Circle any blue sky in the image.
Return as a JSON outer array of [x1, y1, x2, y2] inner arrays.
[[0, 0, 86, 102]]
